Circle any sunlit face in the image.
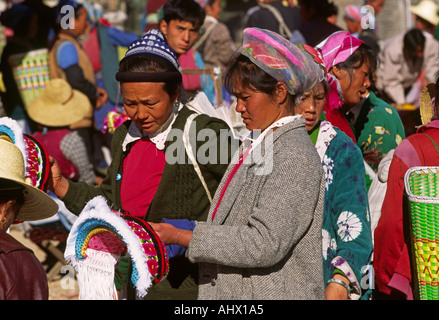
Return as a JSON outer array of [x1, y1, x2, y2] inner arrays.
[[121, 82, 175, 134], [334, 59, 371, 109], [367, 0, 384, 15], [159, 19, 200, 56], [74, 7, 89, 36], [294, 82, 326, 132], [233, 82, 289, 132]]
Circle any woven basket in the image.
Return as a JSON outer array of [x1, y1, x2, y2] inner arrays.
[[8, 49, 50, 109], [404, 166, 439, 300]]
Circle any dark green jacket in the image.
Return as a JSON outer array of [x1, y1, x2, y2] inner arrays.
[[62, 105, 237, 299]]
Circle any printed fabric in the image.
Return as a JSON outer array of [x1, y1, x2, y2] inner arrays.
[[315, 121, 373, 300], [355, 92, 405, 173]]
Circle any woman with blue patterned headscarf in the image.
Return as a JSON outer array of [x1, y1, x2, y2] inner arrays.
[[47, 29, 237, 300]]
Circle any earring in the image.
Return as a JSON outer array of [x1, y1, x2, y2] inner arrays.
[[0, 217, 6, 230], [173, 100, 179, 112]]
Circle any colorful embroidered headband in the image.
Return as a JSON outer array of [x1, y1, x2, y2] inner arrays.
[[237, 27, 324, 96], [65, 196, 169, 300], [120, 29, 181, 73]]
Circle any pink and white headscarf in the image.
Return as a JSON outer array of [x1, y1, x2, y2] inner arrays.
[[315, 31, 363, 143]]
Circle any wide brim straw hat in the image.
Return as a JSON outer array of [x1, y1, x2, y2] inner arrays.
[[410, 0, 439, 26], [0, 138, 58, 222], [27, 78, 92, 127]]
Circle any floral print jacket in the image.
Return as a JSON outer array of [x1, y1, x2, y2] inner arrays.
[[355, 92, 405, 174], [315, 121, 373, 300]]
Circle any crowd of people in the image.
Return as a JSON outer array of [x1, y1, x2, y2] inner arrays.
[[1, 0, 439, 301]]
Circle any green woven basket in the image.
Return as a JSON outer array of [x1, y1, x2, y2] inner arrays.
[[405, 166, 439, 300], [8, 49, 50, 109]]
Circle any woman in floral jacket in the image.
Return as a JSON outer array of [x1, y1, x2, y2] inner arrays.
[[295, 45, 373, 300]]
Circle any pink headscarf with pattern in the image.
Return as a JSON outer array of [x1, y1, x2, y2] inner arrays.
[[315, 31, 363, 143]]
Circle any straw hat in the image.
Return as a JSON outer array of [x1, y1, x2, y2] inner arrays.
[[0, 121, 58, 222], [419, 82, 438, 125], [27, 78, 92, 127], [410, 0, 439, 26]]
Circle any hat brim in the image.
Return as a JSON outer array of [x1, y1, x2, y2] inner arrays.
[[0, 177, 58, 222], [27, 88, 92, 127], [410, 5, 439, 26]]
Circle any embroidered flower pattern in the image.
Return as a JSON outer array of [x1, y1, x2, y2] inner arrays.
[[322, 154, 334, 190], [337, 211, 362, 242]]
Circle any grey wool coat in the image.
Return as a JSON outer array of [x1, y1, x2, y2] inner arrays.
[[187, 117, 326, 300]]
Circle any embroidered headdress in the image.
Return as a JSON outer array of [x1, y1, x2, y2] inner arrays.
[[116, 29, 182, 83], [65, 196, 169, 299]]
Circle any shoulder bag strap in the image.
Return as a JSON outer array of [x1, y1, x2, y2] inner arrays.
[[258, 3, 292, 39], [183, 113, 213, 203]]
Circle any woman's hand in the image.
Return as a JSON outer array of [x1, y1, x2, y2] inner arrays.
[[149, 222, 192, 247], [48, 156, 69, 198], [325, 274, 350, 300]]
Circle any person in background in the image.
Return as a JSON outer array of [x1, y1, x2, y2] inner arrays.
[[314, 31, 373, 144], [245, 0, 303, 40], [0, 117, 58, 300], [47, 29, 236, 300], [0, 3, 40, 133], [326, 2, 338, 25], [193, 0, 236, 71], [344, 5, 363, 38], [49, 0, 108, 175], [295, 45, 372, 300], [290, 0, 342, 47], [159, 0, 215, 104], [150, 27, 326, 300], [376, 29, 439, 108], [374, 76, 439, 300], [27, 79, 100, 186], [409, 0, 439, 36]]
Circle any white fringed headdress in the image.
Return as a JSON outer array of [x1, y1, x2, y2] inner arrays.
[[65, 196, 169, 300]]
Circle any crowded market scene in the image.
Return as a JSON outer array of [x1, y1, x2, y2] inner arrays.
[[0, 0, 439, 304]]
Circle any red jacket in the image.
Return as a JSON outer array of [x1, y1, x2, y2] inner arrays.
[[374, 120, 439, 299]]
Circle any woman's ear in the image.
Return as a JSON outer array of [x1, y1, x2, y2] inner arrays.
[[276, 82, 289, 105], [330, 66, 343, 80]]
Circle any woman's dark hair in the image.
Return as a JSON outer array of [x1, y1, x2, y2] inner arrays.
[[118, 54, 181, 100], [403, 28, 425, 54], [224, 55, 297, 105], [0, 180, 25, 214], [334, 43, 377, 87], [162, 0, 205, 28]]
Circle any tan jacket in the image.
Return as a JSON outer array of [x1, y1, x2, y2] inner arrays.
[[376, 32, 439, 105], [49, 32, 95, 129]]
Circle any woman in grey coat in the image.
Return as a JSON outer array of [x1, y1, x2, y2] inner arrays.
[[150, 28, 326, 300]]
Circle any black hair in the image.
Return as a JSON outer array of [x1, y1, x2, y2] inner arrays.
[[298, 0, 337, 18], [162, 0, 205, 29], [403, 28, 425, 53], [224, 54, 297, 106], [118, 53, 181, 100], [334, 43, 377, 87], [0, 180, 25, 214]]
